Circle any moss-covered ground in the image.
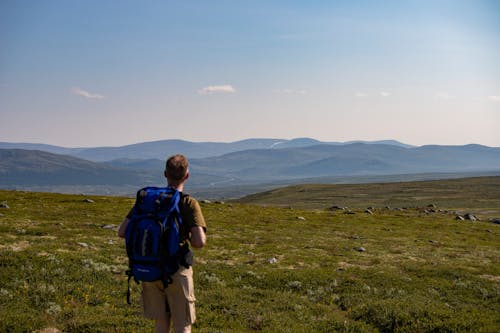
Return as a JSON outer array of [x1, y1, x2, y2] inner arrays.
[[0, 183, 498, 332]]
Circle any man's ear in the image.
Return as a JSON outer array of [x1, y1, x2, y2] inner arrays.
[[184, 171, 190, 181]]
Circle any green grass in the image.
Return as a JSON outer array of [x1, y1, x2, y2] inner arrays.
[[0, 183, 499, 332], [237, 176, 500, 214]]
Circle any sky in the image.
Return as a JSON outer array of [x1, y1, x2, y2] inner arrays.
[[1, 0, 499, 147]]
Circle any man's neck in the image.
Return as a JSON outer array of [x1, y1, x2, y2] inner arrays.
[[168, 183, 184, 192]]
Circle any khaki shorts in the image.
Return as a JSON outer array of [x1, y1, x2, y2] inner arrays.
[[141, 267, 196, 327]]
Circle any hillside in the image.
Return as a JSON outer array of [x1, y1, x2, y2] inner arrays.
[[0, 149, 153, 186], [237, 176, 500, 214], [0, 149, 232, 195]]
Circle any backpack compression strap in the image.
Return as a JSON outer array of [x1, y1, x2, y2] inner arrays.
[[162, 189, 182, 256]]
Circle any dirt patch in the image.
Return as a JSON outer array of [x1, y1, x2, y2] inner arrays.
[[0, 241, 31, 252], [337, 261, 372, 270], [480, 274, 500, 283], [34, 328, 62, 333]]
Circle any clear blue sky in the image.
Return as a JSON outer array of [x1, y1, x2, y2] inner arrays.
[[1, 0, 499, 147]]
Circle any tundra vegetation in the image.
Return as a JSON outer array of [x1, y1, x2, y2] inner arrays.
[[0, 177, 499, 332]]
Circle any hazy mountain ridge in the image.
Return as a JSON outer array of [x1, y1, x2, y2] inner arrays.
[[0, 149, 151, 186], [0, 142, 85, 156], [0, 139, 287, 161], [189, 143, 500, 181], [0, 149, 237, 193], [0, 138, 414, 162], [1, 140, 500, 197]]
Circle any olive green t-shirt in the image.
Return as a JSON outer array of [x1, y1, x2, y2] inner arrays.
[[178, 194, 207, 239]]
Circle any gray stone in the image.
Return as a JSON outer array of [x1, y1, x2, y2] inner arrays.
[[455, 215, 465, 221], [365, 209, 373, 215], [490, 218, 500, 225], [82, 199, 95, 203], [267, 257, 278, 264], [102, 224, 118, 230], [297, 216, 306, 221], [464, 213, 477, 221], [0, 202, 10, 209], [355, 247, 366, 252]]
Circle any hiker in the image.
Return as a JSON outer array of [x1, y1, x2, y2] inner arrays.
[[118, 154, 207, 333]]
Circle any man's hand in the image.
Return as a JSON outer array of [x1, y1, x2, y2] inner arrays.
[[117, 218, 129, 238]]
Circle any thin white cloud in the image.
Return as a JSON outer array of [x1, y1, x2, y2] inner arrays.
[[273, 89, 307, 95], [71, 87, 105, 100], [198, 85, 236, 95], [355, 91, 392, 98], [436, 92, 454, 100], [488, 95, 500, 101]]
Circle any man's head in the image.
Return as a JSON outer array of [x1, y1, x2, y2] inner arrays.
[[164, 154, 189, 187]]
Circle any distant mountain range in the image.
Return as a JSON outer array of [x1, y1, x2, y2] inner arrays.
[[1, 138, 499, 197], [0, 138, 414, 161], [188, 143, 500, 181]]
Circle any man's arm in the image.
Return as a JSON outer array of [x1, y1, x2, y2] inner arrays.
[[117, 218, 129, 238], [190, 226, 206, 248]]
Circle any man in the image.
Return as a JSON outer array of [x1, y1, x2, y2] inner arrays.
[[118, 154, 207, 333]]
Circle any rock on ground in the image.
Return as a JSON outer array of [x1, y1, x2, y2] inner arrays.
[[464, 213, 478, 221], [490, 218, 500, 224]]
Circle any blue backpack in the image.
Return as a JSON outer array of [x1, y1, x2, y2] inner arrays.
[[125, 186, 184, 303]]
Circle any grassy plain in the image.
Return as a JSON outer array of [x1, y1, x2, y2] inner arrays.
[[0, 177, 499, 332], [237, 176, 500, 213]]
